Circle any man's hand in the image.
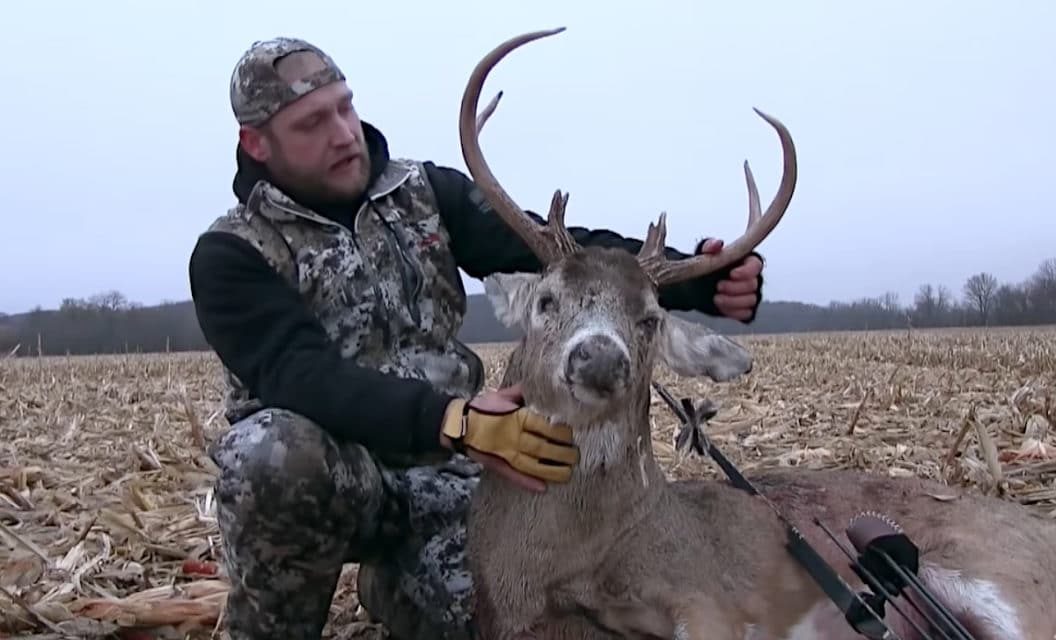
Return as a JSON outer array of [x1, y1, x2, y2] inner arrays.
[[439, 384, 578, 493], [696, 238, 763, 322]]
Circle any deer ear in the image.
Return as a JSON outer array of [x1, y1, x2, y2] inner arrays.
[[483, 272, 541, 328], [658, 312, 754, 382]]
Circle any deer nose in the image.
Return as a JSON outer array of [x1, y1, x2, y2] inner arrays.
[[566, 334, 630, 395]]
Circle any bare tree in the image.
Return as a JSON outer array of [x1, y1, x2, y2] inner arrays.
[[963, 271, 998, 325], [913, 283, 937, 326], [879, 291, 900, 314], [936, 283, 953, 315], [1026, 258, 1056, 322], [913, 283, 956, 327]]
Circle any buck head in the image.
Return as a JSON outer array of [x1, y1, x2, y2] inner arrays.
[[459, 28, 797, 423], [483, 248, 755, 421]]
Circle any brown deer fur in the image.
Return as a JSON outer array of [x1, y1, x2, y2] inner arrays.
[[457, 29, 1056, 640], [467, 251, 1056, 639]]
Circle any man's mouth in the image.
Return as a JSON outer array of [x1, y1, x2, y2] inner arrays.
[[330, 154, 360, 171]]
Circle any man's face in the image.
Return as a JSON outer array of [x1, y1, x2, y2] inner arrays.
[[239, 52, 371, 203]]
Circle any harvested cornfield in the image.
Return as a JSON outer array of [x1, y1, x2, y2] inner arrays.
[[1, 325, 1054, 638]]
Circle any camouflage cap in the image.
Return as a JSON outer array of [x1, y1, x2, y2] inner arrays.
[[229, 37, 346, 126]]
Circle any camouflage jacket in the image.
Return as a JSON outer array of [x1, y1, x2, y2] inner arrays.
[[209, 156, 483, 410], [189, 122, 754, 455]]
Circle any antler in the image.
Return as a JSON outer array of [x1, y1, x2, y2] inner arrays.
[[636, 109, 798, 287], [461, 29, 797, 280], [459, 28, 580, 265]]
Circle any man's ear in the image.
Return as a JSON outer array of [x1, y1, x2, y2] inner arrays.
[[658, 312, 754, 382], [238, 125, 271, 162], [483, 273, 541, 329]]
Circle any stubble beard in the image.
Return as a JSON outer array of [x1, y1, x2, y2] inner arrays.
[[271, 153, 371, 209]]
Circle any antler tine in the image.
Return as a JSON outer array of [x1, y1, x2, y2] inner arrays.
[[743, 160, 762, 231], [640, 108, 797, 287], [546, 188, 579, 256], [459, 28, 580, 266], [476, 90, 502, 133], [636, 211, 669, 266]]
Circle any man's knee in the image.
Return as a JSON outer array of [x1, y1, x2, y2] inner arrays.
[[209, 409, 391, 639], [210, 407, 384, 526]]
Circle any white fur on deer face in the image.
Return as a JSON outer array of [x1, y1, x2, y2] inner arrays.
[[484, 248, 754, 420]]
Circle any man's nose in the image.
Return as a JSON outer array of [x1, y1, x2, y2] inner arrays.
[[329, 116, 358, 146], [333, 126, 357, 147]]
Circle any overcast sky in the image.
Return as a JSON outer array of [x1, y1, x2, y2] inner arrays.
[[2, 0, 1052, 314]]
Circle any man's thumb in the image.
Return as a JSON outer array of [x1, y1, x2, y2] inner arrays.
[[495, 383, 525, 404]]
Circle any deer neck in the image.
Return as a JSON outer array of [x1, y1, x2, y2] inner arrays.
[[499, 343, 667, 503], [527, 391, 667, 497]]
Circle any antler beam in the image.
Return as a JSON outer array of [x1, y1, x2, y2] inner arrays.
[[459, 28, 798, 284], [636, 109, 797, 286], [458, 28, 581, 266]]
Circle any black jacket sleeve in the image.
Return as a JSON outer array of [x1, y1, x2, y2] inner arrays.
[[422, 162, 763, 320], [188, 231, 455, 451]]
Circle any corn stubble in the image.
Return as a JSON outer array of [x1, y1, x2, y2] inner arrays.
[[1, 325, 1053, 638]]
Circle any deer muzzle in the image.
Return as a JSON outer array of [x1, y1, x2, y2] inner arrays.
[[564, 333, 630, 397]]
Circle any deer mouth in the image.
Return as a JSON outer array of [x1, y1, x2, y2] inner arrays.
[[561, 360, 630, 407]]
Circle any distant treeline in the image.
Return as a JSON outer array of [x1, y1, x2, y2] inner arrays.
[[2, 258, 1054, 357]]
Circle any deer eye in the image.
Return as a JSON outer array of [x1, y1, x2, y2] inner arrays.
[[637, 315, 660, 335], [537, 293, 558, 314]]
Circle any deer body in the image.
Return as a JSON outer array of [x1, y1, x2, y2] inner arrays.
[[467, 389, 805, 639], [469, 314, 1056, 640], [471, 421, 1056, 639], [455, 29, 1056, 640]]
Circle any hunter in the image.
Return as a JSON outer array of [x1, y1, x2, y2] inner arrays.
[[188, 36, 764, 640]]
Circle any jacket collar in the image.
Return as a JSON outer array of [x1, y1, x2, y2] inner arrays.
[[244, 158, 416, 226]]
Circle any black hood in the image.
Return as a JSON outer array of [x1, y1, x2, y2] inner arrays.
[[231, 120, 392, 223]]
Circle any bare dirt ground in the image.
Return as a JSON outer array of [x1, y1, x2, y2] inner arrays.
[[1, 326, 1054, 638]]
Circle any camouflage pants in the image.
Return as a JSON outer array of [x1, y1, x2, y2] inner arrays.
[[208, 407, 480, 640]]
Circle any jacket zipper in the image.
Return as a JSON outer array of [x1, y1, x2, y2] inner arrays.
[[262, 171, 421, 349], [375, 206, 424, 327]]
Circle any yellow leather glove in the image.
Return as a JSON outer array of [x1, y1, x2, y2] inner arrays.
[[440, 397, 579, 483]]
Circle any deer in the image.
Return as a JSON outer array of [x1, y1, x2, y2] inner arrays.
[[455, 27, 1056, 640]]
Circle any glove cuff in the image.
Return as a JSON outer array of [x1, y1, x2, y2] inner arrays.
[[440, 398, 471, 453]]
